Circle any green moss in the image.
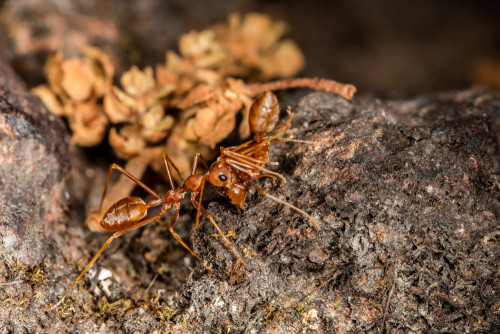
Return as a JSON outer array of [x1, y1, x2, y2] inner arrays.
[[264, 305, 279, 321], [295, 305, 305, 313]]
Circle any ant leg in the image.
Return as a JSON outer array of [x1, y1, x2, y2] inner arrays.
[[191, 195, 245, 267], [195, 179, 206, 229], [248, 180, 320, 229], [191, 153, 208, 229], [191, 153, 209, 175], [222, 149, 267, 165], [191, 153, 214, 229], [226, 157, 287, 186], [162, 153, 182, 190], [97, 163, 161, 213], [255, 173, 278, 186], [272, 130, 330, 146], [47, 209, 167, 310], [168, 207, 212, 273]]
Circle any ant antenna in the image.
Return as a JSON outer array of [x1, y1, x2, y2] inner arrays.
[[248, 180, 319, 229]]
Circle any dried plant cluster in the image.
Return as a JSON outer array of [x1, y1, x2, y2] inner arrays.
[[33, 12, 356, 205]]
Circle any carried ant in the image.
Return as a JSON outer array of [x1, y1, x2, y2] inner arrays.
[[196, 91, 320, 229], [47, 91, 323, 309]]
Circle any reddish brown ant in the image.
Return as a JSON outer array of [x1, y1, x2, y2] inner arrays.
[[47, 152, 243, 310], [195, 91, 320, 229]]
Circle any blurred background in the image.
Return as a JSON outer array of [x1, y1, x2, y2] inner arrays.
[[1, 0, 500, 97]]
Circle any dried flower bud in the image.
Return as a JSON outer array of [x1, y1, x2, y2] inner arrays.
[[177, 12, 305, 81], [139, 104, 174, 143], [121, 66, 155, 98], [68, 101, 108, 146], [239, 12, 287, 50], [32, 46, 114, 147], [81, 46, 115, 97], [61, 58, 96, 102], [109, 126, 146, 159], [103, 89, 133, 123], [198, 109, 235, 147], [257, 39, 305, 79], [31, 85, 65, 117], [179, 30, 217, 59], [45, 52, 65, 97]]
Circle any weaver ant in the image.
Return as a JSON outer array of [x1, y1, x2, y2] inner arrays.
[[197, 91, 320, 229], [47, 152, 243, 310]]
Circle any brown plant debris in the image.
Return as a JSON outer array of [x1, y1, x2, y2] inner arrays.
[[178, 12, 305, 81], [32, 46, 113, 146]]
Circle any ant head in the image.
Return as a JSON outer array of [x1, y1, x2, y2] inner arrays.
[[207, 162, 238, 187]]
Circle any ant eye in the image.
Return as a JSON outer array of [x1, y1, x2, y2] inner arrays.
[[219, 174, 227, 181]]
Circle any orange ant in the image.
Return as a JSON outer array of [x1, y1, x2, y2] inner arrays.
[[47, 152, 243, 310], [196, 91, 320, 229]]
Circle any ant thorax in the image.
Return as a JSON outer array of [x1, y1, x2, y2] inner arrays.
[[164, 189, 185, 204]]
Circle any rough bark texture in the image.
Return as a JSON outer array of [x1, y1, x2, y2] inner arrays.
[[0, 58, 69, 270], [1, 86, 499, 333], [176, 90, 500, 333]]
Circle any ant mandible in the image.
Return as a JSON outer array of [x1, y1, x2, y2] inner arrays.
[[47, 152, 243, 310]]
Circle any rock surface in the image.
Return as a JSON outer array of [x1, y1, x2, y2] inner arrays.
[[180, 89, 500, 333], [0, 59, 69, 270]]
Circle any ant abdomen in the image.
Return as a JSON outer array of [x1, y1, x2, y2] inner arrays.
[[100, 197, 147, 232], [249, 91, 280, 140]]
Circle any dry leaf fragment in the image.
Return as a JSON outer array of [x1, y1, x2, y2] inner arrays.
[[61, 58, 95, 102]]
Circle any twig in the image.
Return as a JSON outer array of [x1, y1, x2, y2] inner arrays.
[[0, 280, 24, 286], [145, 273, 159, 295], [379, 281, 396, 334], [247, 78, 357, 100]]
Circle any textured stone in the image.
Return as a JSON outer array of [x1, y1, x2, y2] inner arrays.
[[0, 59, 69, 267]]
